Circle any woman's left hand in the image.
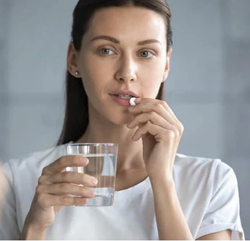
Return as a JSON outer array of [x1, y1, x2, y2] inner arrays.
[[127, 98, 184, 180]]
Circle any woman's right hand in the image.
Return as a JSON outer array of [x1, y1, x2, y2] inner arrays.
[[23, 155, 98, 231]]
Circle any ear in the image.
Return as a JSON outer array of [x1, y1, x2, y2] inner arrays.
[[67, 42, 81, 78], [162, 48, 172, 82]]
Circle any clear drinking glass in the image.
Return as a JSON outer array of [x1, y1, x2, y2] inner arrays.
[[64, 143, 118, 206]]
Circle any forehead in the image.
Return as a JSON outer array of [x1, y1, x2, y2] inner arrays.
[[83, 6, 167, 44]]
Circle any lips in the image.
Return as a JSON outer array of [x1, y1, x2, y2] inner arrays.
[[110, 95, 132, 107], [109, 90, 139, 98]]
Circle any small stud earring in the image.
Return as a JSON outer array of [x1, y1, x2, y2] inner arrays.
[[75, 71, 79, 76]]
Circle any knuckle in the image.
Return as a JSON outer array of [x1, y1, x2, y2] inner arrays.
[[159, 100, 165, 106], [59, 183, 68, 192], [155, 102, 162, 109], [36, 193, 46, 206], [162, 101, 168, 108], [36, 185, 43, 194], [59, 195, 69, 205], [156, 101, 164, 109], [59, 195, 66, 203], [173, 128, 179, 136], [180, 123, 184, 132], [42, 166, 48, 174], [175, 123, 184, 137], [166, 130, 175, 139], [61, 171, 71, 182], [38, 175, 46, 185], [58, 157, 66, 166], [150, 112, 155, 119]]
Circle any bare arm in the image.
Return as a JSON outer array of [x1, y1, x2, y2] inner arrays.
[[150, 176, 193, 240], [197, 230, 231, 240], [151, 176, 232, 240], [20, 222, 46, 240]]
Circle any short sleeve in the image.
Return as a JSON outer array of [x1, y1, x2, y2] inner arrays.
[[196, 161, 245, 240], [0, 161, 20, 239]]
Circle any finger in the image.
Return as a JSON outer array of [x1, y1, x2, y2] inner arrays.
[[132, 122, 179, 142], [38, 172, 98, 187], [128, 100, 176, 125], [36, 183, 96, 198], [42, 155, 89, 175], [36, 193, 89, 208], [134, 98, 181, 124], [127, 112, 172, 130]]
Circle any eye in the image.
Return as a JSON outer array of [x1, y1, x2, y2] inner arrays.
[[139, 51, 155, 58], [98, 48, 115, 56]]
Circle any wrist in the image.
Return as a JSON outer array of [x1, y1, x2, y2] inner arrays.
[[20, 222, 47, 240], [148, 169, 173, 182], [149, 174, 175, 189]]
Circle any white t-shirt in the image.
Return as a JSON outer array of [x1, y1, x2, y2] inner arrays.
[[0, 145, 245, 240]]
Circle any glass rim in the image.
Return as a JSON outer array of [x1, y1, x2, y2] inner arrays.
[[65, 143, 118, 147]]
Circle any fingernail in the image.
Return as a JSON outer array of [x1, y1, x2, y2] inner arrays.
[[91, 178, 98, 185], [82, 198, 89, 205], [136, 98, 142, 103], [88, 189, 96, 196], [81, 157, 88, 164]]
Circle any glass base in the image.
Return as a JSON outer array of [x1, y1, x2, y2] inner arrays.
[[85, 194, 114, 206]]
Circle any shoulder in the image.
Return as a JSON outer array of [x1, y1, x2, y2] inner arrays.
[[2, 145, 66, 205], [4, 145, 65, 176], [173, 153, 237, 195], [175, 152, 233, 176]]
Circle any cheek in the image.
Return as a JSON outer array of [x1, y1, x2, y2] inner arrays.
[[80, 54, 113, 85], [79, 56, 103, 90], [78, 68, 99, 104], [143, 81, 163, 99], [79, 57, 111, 109], [139, 61, 165, 97]]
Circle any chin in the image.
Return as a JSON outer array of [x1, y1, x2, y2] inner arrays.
[[105, 110, 133, 126]]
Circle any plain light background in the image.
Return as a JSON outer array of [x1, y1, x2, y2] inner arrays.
[[0, 0, 249, 238]]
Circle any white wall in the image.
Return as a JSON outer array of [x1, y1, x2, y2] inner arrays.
[[0, 0, 249, 238]]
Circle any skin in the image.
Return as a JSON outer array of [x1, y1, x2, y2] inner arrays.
[[0, 166, 6, 213], [20, 6, 231, 240]]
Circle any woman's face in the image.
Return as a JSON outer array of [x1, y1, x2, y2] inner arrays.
[[70, 6, 171, 125]]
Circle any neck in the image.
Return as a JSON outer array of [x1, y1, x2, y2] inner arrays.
[[76, 107, 145, 174]]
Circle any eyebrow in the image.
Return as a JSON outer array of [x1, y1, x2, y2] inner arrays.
[[91, 35, 162, 46]]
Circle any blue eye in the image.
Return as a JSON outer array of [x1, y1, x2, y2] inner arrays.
[[139, 51, 155, 58], [99, 48, 115, 55]]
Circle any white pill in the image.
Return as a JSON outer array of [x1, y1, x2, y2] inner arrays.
[[129, 97, 137, 106]]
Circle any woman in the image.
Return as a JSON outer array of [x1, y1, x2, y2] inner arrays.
[[0, 0, 245, 239]]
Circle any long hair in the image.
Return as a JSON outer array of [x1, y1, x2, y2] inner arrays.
[[57, 0, 173, 145]]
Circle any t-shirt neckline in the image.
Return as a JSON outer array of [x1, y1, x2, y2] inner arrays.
[[114, 176, 151, 200]]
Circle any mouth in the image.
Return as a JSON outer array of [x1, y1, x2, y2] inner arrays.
[[111, 94, 136, 99], [110, 94, 136, 107], [109, 89, 139, 107], [110, 91, 139, 98]]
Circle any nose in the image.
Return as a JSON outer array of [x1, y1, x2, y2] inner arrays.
[[114, 55, 137, 83]]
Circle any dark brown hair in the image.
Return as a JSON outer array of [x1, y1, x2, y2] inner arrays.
[[57, 0, 173, 145]]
